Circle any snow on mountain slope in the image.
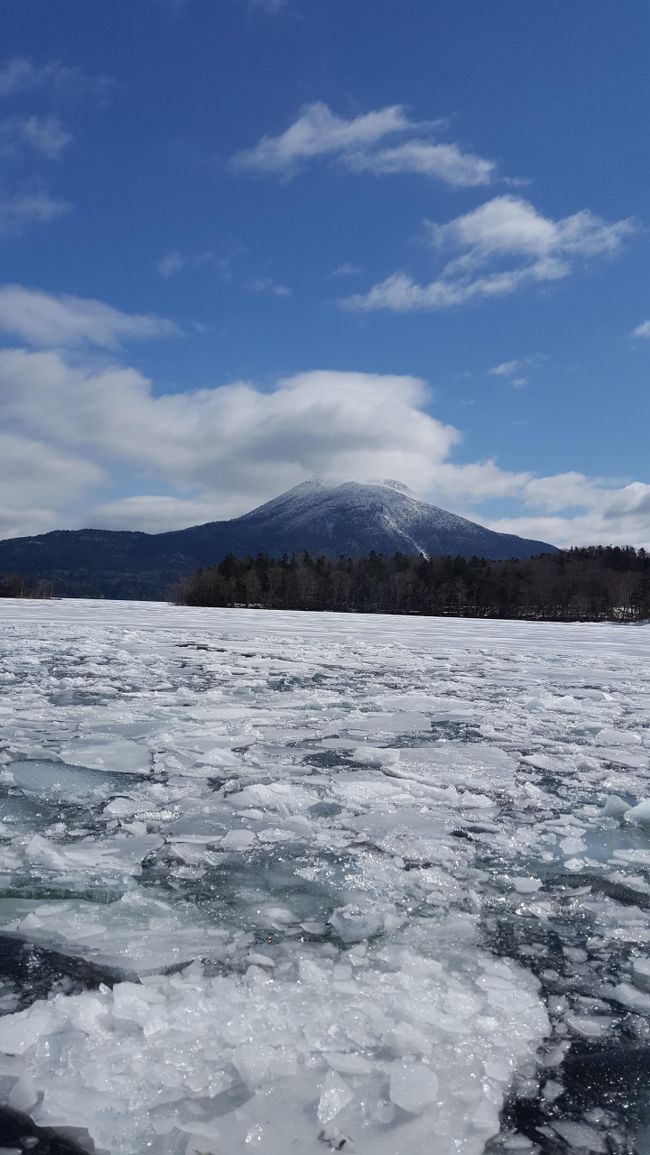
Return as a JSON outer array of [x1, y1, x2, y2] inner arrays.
[[233, 479, 553, 560], [0, 479, 556, 600]]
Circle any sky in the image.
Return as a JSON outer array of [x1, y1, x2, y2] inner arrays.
[[1, 0, 649, 549]]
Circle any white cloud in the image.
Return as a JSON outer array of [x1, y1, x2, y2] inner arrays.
[[0, 56, 110, 101], [156, 250, 221, 279], [0, 115, 72, 159], [348, 140, 495, 187], [0, 285, 178, 349], [428, 196, 631, 262], [233, 102, 412, 174], [245, 277, 291, 297], [157, 250, 187, 278], [488, 356, 542, 387], [0, 190, 70, 236], [232, 101, 495, 187], [0, 298, 648, 548], [345, 196, 635, 313], [0, 432, 103, 539], [330, 263, 362, 278], [0, 351, 461, 529], [488, 359, 527, 377], [92, 495, 223, 533], [633, 320, 650, 338]]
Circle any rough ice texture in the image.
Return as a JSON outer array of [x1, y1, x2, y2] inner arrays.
[[0, 600, 648, 1154]]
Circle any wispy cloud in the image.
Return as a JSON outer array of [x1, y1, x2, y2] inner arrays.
[[0, 284, 179, 348], [0, 115, 72, 160], [488, 359, 527, 377], [0, 58, 110, 239], [245, 277, 291, 297], [488, 356, 544, 387], [156, 249, 214, 279], [232, 101, 495, 187], [330, 263, 362, 278], [347, 140, 495, 187], [632, 320, 650, 338], [344, 196, 635, 313], [0, 56, 111, 101], [0, 190, 70, 237], [233, 102, 413, 174]]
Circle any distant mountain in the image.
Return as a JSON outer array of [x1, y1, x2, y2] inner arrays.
[[0, 479, 556, 600]]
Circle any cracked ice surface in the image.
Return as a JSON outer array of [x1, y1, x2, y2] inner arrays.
[[0, 603, 649, 1154]]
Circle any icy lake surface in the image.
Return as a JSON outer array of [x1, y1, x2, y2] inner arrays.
[[0, 600, 649, 1155]]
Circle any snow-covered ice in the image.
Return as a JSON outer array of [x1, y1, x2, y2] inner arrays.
[[0, 600, 649, 1154]]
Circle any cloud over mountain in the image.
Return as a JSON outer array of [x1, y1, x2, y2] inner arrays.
[[0, 284, 648, 549]]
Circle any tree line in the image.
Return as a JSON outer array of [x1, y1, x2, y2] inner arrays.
[[0, 574, 54, 599], [174, 546, 650, 622]]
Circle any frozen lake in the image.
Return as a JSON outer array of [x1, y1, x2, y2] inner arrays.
[[0, 600, 649, 1155]]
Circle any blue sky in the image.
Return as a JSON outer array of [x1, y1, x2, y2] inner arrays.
[[1, 0, 649, 547]]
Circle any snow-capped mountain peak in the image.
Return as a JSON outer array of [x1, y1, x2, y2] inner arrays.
[[235, 478, 554, 561], [0, 478, 557, 600]]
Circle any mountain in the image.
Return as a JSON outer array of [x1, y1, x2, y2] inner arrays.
[[0, 479, 556, 600]]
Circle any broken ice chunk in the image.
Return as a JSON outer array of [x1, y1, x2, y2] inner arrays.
[[602, 794, 630, 819], [624, 800, 650, 829], [317, 1072, 354, 1125], [221, 829, 256, 851], [512, 877, 543, 895], [611, 981, 650, 1012], [389, 1059, 439, 1114], [59, 738, 150, 776], [329, 905, 384, 944], [631, 956, 650, 993], [349, 746, 400, 766], [326, 1052, 373, 1075], [552, 1121, 607, 1152], [10, 760, 128, 802]]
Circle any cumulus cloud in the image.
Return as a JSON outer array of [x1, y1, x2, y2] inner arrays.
[[344, 196, 635, 312], [472, 475, 650, 550], [428, 195, 631, 262], [0, 284, 178, 349], [0, 353, 458, 501], [0, 347, 470, 534], [232, 101, 495, 187], [0, 310, 649, 548], [0, 432, 103, 539]]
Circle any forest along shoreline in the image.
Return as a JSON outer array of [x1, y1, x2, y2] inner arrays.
[[172, 546, 650, 622]]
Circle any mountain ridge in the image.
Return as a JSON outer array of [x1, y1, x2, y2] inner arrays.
[[0, 479, 556, 600]]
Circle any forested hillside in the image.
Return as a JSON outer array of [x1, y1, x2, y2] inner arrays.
[[175, 546, 650, 622]]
